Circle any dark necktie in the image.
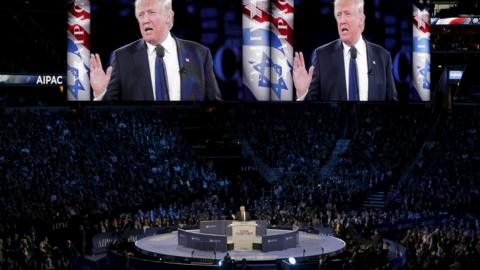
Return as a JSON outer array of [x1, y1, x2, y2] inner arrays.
[[349, 46, 359, 101], [155, 45, 169, 101]]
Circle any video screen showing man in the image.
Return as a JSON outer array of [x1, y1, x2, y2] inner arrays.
[[293, 0, 397, 102], [90, 0, 222, 101], [231, 205, 251, 222]]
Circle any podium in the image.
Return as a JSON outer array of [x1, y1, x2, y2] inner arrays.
[[230, 221, 257, 251]]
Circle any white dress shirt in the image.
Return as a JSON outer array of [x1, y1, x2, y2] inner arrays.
[[146, 32, 181, 101], [343, 37, 369, 101]]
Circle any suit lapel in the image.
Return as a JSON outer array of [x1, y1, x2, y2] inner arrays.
[[174, 37, 188, 101], [365, 40, 376, 101], [134, 40, 154, 100], [335, 40, 348, 101]]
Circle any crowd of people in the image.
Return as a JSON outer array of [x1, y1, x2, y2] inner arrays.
[[400, 219, 480, 270], [0, 104, 479, 269], [239, 105, 340, 173], [387, 108, 480, 218], [0, 109, 228, 228], [329, 107, 430, 197], [0, 234, 77, 270], [0, 108, 234, 269]]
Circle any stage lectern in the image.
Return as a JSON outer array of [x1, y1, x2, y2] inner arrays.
[[230, 221, 257, 250]]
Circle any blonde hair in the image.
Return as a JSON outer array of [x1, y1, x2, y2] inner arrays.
[[334, 0, 364, 16], [135, 0, 174, 30]]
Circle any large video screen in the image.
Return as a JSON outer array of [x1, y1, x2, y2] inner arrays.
[[87, 0, 242, 101], [295, 0, 413, 102], [3, 0, 456, 103], [67, 0, 415, 102]]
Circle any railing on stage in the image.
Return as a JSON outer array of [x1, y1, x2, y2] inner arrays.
[[178, 220, 299, 252], [178, 228, 228, 252], [262, 229, 299, 251]]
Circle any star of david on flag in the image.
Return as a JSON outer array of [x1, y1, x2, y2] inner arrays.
[[242, 0, 294, 101]]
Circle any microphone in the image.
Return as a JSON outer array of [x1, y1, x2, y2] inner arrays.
[[156, 45, 165, 58], [319, 247, 325, 267]]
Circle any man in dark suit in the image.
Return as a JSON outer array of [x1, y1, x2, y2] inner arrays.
[[232, 205, 251, 222], [293, 0, 397, 101], [90, 0, 221, 101]]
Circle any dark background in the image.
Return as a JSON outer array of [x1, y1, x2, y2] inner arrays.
[[0, 0, 66, 74]]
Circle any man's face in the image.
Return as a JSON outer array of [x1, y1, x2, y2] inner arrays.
[[240, 206, 245, 213], [136, 0, 173, 45], [335, 1, 365, 47]]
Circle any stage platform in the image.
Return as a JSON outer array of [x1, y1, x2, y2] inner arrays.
[[135, 229, 346, 263]]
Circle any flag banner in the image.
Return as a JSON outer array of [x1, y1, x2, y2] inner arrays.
[[412, 1, 431, 102], [242, 0, 272, 101], [431, 17, 480, 25], [242, 0, 294, 101], [67, 0, 91, 101], [270, 0, 294, 101]]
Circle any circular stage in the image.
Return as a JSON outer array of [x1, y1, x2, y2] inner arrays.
[[135, 229, 346, 263]]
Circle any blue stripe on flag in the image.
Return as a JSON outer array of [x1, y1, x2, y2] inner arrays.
[[243, 28, 284, 54]]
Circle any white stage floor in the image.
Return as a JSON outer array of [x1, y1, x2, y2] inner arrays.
[[135, 229, 346, 262]]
